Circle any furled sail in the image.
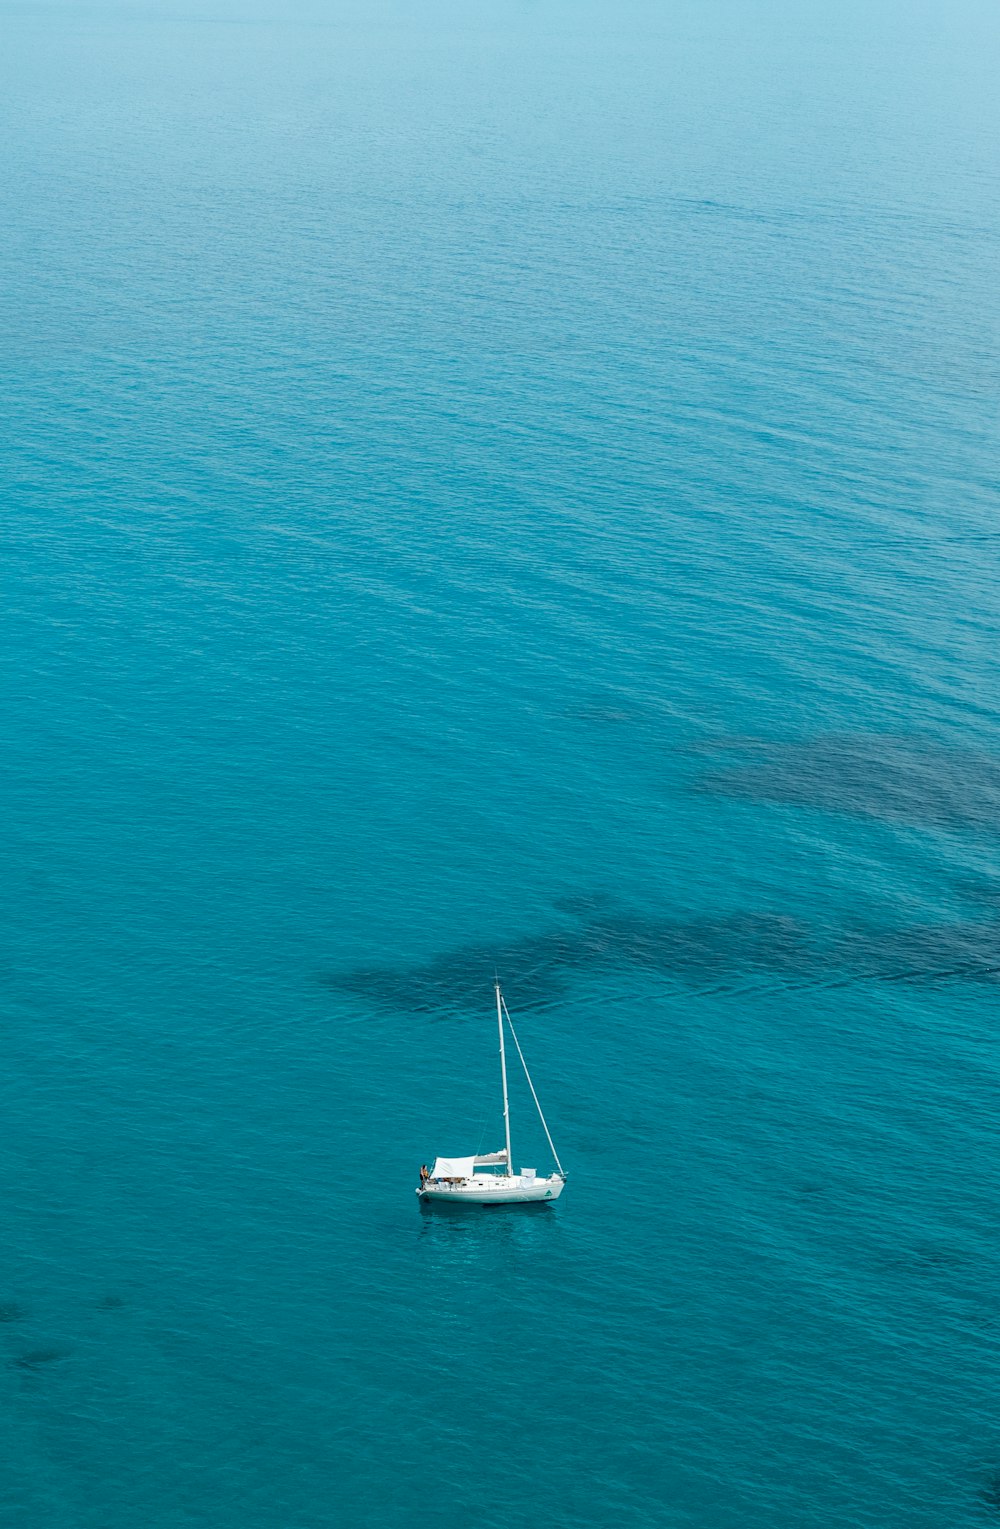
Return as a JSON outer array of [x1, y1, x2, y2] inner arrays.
[[474, 1151, 507, 1165]]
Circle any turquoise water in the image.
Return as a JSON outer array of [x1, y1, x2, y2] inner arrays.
[[3, 1, 1000, 1523]]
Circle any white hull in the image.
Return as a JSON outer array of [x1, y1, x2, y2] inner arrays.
[[418, 1174, 565, 1205]]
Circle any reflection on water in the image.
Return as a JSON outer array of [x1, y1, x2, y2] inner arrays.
[[415, 1197, 561, 1273]]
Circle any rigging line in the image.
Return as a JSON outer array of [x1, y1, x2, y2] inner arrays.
[[500, 994, 566, 1178]]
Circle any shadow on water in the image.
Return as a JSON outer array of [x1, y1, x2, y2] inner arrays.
[[327, 929, 581, 1013], [323, 737, 1000, 1015], [980, 1467, 1000, 1516], [688, 733, 1000, 832], [325, 893, 1000, 1016], [11, 1347, 70, 1371], [325, 908, 815, 1014], [418, 1199, 555, 1224], [415, 1197, 562, 1276]]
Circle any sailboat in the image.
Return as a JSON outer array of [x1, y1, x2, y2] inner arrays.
[[416, 982, 567, 1205]]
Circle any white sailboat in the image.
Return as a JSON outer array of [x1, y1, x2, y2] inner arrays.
[[417, 982, 567, 1206]]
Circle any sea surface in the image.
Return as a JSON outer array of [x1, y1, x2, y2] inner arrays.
[[2, 1, 1000, 1524]]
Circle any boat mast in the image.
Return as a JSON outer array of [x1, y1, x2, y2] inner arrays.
[[496, 980, 513, 1176]]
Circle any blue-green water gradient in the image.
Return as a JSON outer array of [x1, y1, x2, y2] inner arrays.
[[3, 1, 1000, 1524]]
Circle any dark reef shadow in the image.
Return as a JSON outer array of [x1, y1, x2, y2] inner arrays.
[[325, 891, 1000, 1018], [11, 1347, 70, 1371], [325, 905, 817, 1015], [689, 733, 1000, 832]]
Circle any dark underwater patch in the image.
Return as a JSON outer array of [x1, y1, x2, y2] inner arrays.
[[576, 908, 814, 984], [326, 896, 1000, 1016], [326, 906, 817, 1014], [0, 1302, 26, 1323], [690, 734, 1000, 831], [828, 916, 1000, 986], [955, 877, 1000, 908], [329, 929, 579, 1014], [12, 1347, 70, 1370], [981, 1467, 1000, 1515], [879, 1239, 968, 1275]]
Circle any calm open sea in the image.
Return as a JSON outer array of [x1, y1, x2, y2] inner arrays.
[[2, 1, 1000, 1524]]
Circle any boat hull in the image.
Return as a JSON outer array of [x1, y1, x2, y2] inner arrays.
[[417, 1174, 565, 1205]]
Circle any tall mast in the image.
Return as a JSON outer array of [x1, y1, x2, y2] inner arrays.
[[501, 991, 566, 1179], [496, 980, 513, 1176]]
